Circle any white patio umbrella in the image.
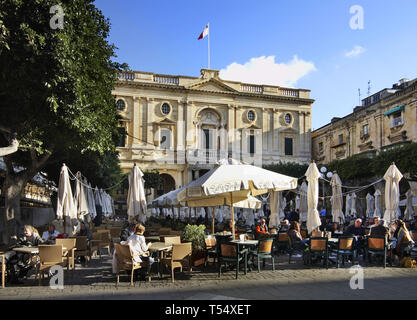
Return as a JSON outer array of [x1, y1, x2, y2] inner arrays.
[[305, 162, 322, 234], [404, 189, 415, 221], [127, 164, 147, 224], [299, 181, 308, 223], [374, 189, 382, 217], [350, 192, 358, 218], [366, 193, 375, 218], [345, 194, 352, 219], [56, 164, 77, 233], [330, 173, 345, 224], [74, 172, 89, 220], [383, 163, 403, 226], [280, 194, 287, 222], [177, 161, 297, 239]]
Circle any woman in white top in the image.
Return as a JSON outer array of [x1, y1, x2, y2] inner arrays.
[[126, 224, 154, 266]]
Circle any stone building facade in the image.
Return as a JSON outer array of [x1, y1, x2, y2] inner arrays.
[[112, 69, 313, 199], [312, 78, 417, 164]]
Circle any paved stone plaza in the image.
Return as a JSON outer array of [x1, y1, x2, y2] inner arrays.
[[1, 252, 417, 300]]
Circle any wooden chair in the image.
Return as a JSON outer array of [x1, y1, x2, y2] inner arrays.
[[306, 237, 329, 269], [311, 230, 324, 237], [217, 242, 247, 280], [37, 245, 65, 286], [161, 242, 192, 282], [164, 236, 181, 245], [366, 236, 391, 268], [114, 243, 150, 285], [169, 230, 183, 236], [56, 238, 77, 275], [91, 230, 111, 258], [276, 232, 290, 254], [252, 239, 275, 272], [204, 235, 217, 266], [331, 236, 355, 268], [109, 227, 122, 239], [73, 236, 91, 265]]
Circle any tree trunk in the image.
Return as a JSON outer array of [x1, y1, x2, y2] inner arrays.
[[2, 173, 28, 244]]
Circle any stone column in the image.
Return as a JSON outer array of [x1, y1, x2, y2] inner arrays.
[[147, 98, 154, 145], [273, 109, 280, 154], [177, 99, 185, 165], [132, 97, 141, 147], [228, 104, 236, 158]]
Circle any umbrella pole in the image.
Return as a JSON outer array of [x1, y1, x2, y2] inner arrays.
[[211, 207, 215, 235], [231, 192, 235, 240]]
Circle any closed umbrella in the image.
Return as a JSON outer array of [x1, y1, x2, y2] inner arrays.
[[330, 173, 344, 224], [374, 190, 382, 217], [127, 164, 147, 224], [74, 172, 89, 220], [178, 160, 297, 239], [404, 189, 415, 221], [280, 194, 287, 222], [295, 195, 300, 211], [56, 164, 77, 233], [305, 162, 322, 234], [299, 181, 308, 223], [345, 194, 352, 219], [269, 191, 280, 228], [350, 192, 358, 218], [85, 181, 97, 221], [383, 163, 403, 226], [366, 193, 375, 218]]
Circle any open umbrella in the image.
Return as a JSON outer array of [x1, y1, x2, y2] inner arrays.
[[305, 162, 322, 234], [330, 172, 344, 224], [127, 164, 147, 224], [299, 181, 308, 223], [404, 189, 415, 221], [366, 193, 375, 218], [74, 172, 89, 220], [178, 161, 297, 239], [57, 164, 77, 233], [374, 189, 382, 217], [350, 192, 358, 218], [383, 163, 403, 226]]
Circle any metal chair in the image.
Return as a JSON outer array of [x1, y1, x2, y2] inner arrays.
[[217, 242, 247, 280], [306, 237, 329, 269], [331, 236, 355, 268], [204, 235, 217, 267], [365, 236, 392, 268], [252, 239, 275, 272]]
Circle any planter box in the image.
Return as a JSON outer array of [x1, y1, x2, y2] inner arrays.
[[192, 251, 206, 267]]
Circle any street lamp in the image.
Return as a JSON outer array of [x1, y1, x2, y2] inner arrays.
[[320, 166, 333, 213]]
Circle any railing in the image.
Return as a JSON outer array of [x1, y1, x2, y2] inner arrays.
[[241, 84, 263, 94], [115, 72, 135, 80], [153, 75, 179, 85], [280, 89, 299, 97]]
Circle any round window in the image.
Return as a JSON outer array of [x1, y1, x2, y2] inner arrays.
[[247, 110, 256, 122], [285, 113, 292, 125], [161, 103, 171, 115], [116, 99, 125, 111]]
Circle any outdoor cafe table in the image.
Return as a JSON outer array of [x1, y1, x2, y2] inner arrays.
[[145, 236, 161, 242], [148, 242, 173, 279], [229, 239, 259, 271]]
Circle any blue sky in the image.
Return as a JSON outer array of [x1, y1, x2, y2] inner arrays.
[[95, 0, 417, 130]]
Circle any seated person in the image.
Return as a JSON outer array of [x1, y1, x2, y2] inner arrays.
[[278, 219, 290, 233], [120, 220, 137, 242], [4, 225, 44, 284], [287, 221, 308, 252], [369, 218, 389, 238], [77, 221, 93, 241], [392, 219, 414, 258], [127, 224, 154, 280], [289, 209, 300, 222], [328, 222, 342, 234], [344, 218, 366, 252], [255, 218, 270, 239], [224, 220, 238, 234], [42, 223, 60, 243]]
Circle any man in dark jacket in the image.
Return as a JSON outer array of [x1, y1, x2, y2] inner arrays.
[[120, 221, 136, 242], [370, 218, 389, 238]]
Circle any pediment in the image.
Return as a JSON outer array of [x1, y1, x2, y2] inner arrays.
[[153, 118, 176, 125], [186, 78, 237, 93], [278, 127, 298, 134]]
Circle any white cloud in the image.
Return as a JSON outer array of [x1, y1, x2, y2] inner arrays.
[[345, 45, 366, 58], [219, 55, 316, 88]]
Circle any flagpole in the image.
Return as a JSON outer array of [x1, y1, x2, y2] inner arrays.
[[208, 23, 210, 69]]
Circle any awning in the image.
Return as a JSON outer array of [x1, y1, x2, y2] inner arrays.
[[384, 105, 404, 116]]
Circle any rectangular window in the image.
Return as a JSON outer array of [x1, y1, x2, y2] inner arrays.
[[203, 129, 210, 149], [160, 129, 171, 149], [116, 127, 126, 147], [391, 112, 403, 127], [318, 142, 323, 152], [249, 135, 255, 155], [338, 134, 344, 144], [285, 138, 293, 156], [362, 124, 369, 136]]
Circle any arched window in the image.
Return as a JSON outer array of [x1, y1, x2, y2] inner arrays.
[[116, 99, 126, 111]]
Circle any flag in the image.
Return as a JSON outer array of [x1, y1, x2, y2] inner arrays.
[[198, 24, 209, 40]]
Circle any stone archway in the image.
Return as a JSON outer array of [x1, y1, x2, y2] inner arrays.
[[157, 173, 176, 196]]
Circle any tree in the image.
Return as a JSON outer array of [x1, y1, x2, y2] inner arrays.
[[263, 161, 308, 180], [0, 0, 127, 243]]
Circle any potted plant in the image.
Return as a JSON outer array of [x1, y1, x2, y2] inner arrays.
[[181, 224, 207, 267]]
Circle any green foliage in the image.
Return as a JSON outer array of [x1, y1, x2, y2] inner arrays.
[[263, 161, 309, 178], [181, 224, 206, 254], [143, 171, 161, 190], [0, 0, 127, 191], [326, 142, 417, 181]]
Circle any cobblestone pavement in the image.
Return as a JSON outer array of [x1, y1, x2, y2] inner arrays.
[[1, 252, 417, 300]]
